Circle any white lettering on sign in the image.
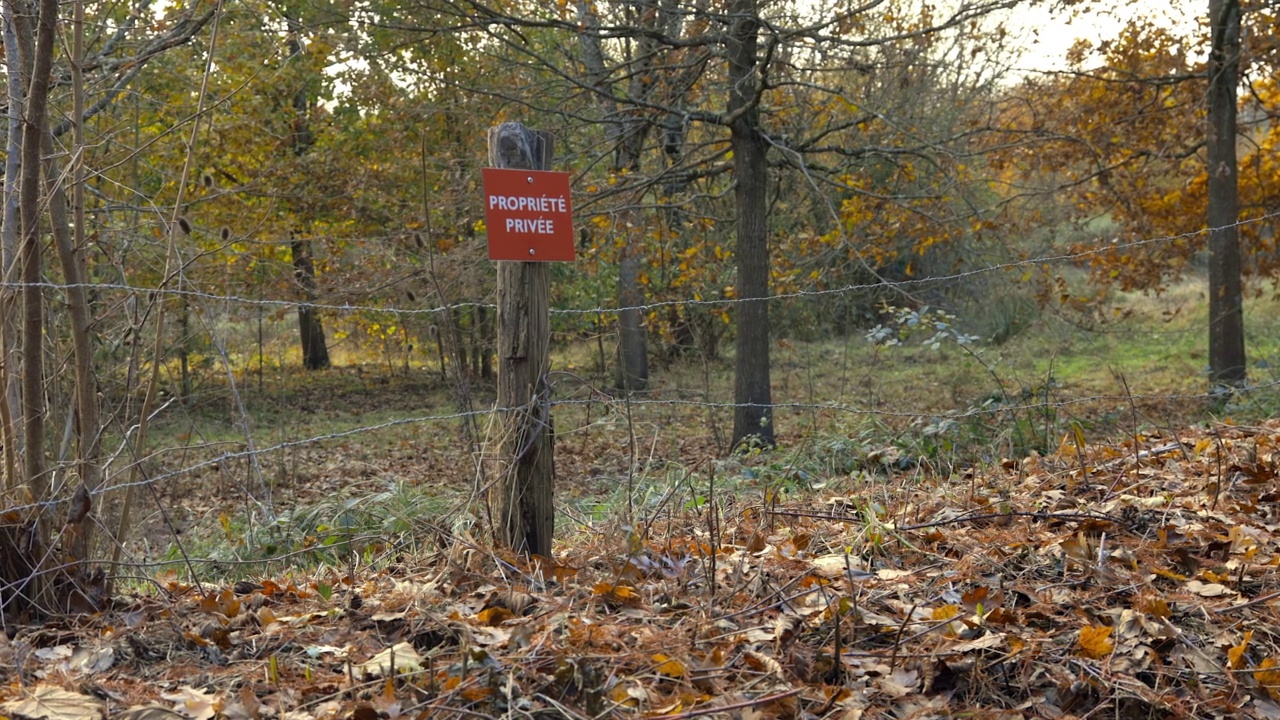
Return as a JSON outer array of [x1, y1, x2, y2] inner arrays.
[[488, 195, 569, 213], [481, 167, 575, 261], [505, 218, 556, 234]]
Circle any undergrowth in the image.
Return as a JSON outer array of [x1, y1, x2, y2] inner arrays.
[[163, 478, 464, 581], [134, 276, 1280, 573]]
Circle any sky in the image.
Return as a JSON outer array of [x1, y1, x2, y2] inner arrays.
[[1003, 0, 1201, 72]]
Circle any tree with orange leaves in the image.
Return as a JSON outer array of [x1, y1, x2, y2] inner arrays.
[[990, 3, 1279, 388]]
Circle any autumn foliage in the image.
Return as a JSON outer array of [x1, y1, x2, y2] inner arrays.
[[990, 17, 1280, 294]]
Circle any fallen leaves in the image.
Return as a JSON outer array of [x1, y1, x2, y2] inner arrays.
[[592, 581, 641, 607], [651, 653, 687, 678], [356, 642, 423, 679], [2, 687, 102, 720], [1187, 579, 1237, 597], [6, 422, 1280, 718], [160, 687, 221, 720], [1257, 659, 1280, 701], [1077, 625, 1115, 659]]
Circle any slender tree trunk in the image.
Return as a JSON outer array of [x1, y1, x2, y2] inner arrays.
[[179, 298, 191, 398], [727, 0, 774, 448], [44, 128, 102, 568], [451, 306, 469, 377], [1, 1, 31, 491], [285, 20, 330, 370], [1207, 0, 1245, 388], [291, 238, 330, 370], [616, 242, 648, 390], [477, 305, 493, 379], [8, 0, 59, 610], [469, 308, 481, 377], [576, 0, 649, 391], [17, 0, 57, 503], [67, 0, 102, 559]]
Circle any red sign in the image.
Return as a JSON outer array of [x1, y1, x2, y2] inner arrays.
[[482, 168, 575, 261]]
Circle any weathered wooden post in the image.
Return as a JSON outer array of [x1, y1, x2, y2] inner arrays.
[[484, 122, 574, 557]]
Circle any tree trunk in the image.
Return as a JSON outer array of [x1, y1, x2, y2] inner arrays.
[[451, 306, 468, 377], [44, 127, 102, 571], [291, 238, 330, 370], [1207, 0, 1245, 389], [179, 297, 191, 398], [490, 122, 555, 557], [469, 307, 481, 377], [477, 304, 494, 379], [727, 0, 774, 449], [1, 0, 31, 492], [61, 0, 103, 572], [576, 0, 649, 391], [615, 244, 649, 390], [286, 20, 330, 370], [18, 0, 56, 508], [11, 0, 60, 610]]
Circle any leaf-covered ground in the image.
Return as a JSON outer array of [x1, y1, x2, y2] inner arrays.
[[5, 420, 1280, 720]]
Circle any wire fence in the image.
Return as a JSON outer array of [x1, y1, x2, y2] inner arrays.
[[1, 210, 1276, 318], [3, 209, 1280, 595], [76, 381, 1280, 499], [3, 347, 1278, 520]]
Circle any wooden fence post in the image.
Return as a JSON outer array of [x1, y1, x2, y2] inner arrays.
[[489, 122, 555, 557]]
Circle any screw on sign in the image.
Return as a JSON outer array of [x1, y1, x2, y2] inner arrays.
[[482, 168, 576, 261]]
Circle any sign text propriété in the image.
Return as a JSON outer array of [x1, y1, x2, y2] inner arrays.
[[482, 168, 575, 262]]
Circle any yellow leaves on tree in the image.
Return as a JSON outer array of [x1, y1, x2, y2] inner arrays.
[[989, 16, 1280, 294]]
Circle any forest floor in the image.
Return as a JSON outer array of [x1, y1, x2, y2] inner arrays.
[[5, 280, 1280, 719], [4, 418, 1280, 719]]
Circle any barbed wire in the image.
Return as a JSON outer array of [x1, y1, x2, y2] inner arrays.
[[2, 210, 1277, 319], [1, 211, 1278, 530], [4, 376, 1278, 518]]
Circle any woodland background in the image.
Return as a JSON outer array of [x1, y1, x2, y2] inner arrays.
[[2, 0, 1280, 717]]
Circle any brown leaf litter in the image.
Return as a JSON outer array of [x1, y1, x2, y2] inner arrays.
[[3, 421, 1280, 719]]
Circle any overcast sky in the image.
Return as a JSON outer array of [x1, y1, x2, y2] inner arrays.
[[1005, 0, 1200, 72]]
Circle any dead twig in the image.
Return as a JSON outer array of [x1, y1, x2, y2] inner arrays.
[[1219, 590, 1280, 615]]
